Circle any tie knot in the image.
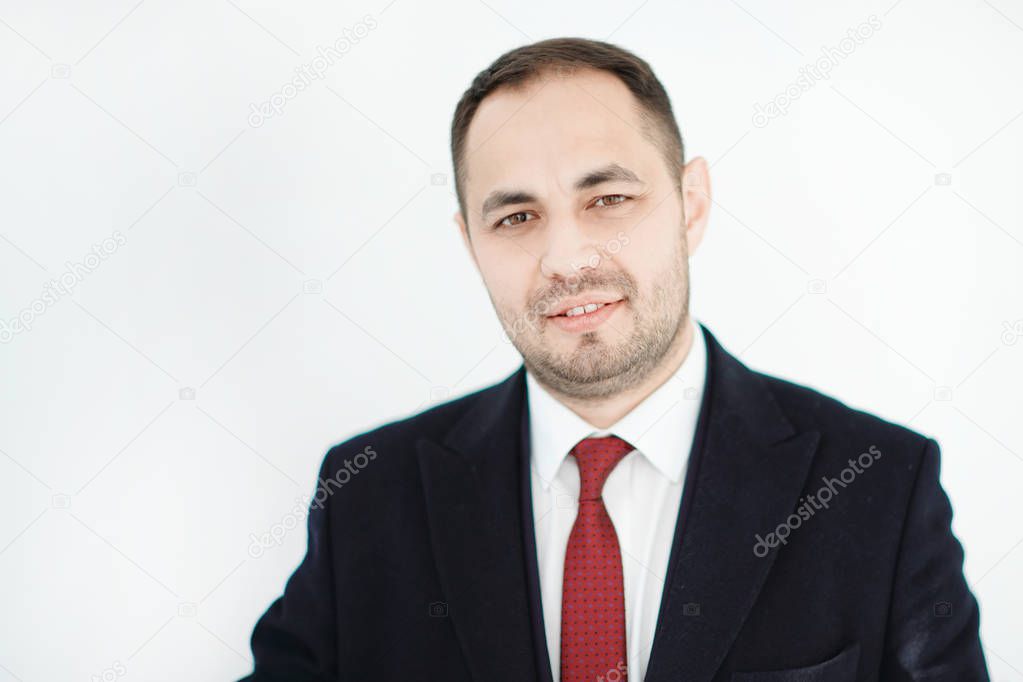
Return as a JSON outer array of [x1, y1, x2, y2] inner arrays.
[[570, 435, 633, 501]]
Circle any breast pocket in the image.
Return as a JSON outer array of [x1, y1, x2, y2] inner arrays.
[[730, 641, 859, 682]]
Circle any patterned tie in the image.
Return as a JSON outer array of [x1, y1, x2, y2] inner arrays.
[[560, 435, 633, 682]]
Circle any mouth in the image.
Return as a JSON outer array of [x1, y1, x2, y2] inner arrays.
[[544, 297, 626, 333], [546, 296, 625, 318]]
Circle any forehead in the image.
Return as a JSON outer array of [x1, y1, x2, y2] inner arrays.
[[461, 68, 658, 204]]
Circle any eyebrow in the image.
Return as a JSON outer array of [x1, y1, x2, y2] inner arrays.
[[479, 163, 643, 219]]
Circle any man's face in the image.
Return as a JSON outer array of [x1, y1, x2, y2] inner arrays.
[[455, 67, 709, 400]]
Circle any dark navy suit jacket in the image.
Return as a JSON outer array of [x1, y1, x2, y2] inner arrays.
[[240, 324, 990, 681]]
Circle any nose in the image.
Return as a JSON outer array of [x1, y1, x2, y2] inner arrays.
[[538, 210, 600, 281]]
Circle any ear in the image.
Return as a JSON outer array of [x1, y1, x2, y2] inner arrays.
[[680, 156, 711, 254], [454, 210, 479, 271]]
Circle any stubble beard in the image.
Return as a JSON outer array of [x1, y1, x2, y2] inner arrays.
[[504, 245, 690, 402]]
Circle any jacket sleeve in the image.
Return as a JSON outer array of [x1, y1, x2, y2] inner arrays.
[[238, 447, 339, 682], [880, 437, 990, 681]]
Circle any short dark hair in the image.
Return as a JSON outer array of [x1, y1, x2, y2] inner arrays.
[[450, 37, 685, 225]]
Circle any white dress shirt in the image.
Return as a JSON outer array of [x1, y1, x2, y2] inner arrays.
[[526, 315, 707, 682]]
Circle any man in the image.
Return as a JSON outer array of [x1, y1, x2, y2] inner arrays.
[[241, 37, 989, 681]]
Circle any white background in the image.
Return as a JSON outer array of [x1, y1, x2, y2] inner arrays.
[[1, 0, 1021, 680]]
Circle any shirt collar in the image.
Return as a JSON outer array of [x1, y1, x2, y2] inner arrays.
[[525, 315, 708, 489]]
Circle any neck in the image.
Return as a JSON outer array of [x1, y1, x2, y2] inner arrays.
[[543, 317, 697, 429]]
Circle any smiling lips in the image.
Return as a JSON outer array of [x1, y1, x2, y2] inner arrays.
[[563, 302, 609, 317], [547, 295, 624, 317], [544, 295, 625, 333]]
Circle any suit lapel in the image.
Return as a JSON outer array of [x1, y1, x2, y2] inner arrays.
[[416, 366, 538, 682], [644, 325, 821, 682]]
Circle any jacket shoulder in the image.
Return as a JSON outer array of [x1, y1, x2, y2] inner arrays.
[[756, 369, 932, 454], [317, 374, 510, 472]]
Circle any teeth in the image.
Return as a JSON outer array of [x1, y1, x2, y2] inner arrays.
[[565, 302, 605, 317]]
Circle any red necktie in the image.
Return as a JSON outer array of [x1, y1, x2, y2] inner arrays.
[[560, 435, 632, 682]]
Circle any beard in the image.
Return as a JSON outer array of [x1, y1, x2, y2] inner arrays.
[[497, 239, 690, 401]]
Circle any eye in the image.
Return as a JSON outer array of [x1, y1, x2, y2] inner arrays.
[[495, 211, 535, 229], [593, 194, 629, 208]]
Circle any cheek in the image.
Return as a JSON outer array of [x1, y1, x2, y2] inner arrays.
[[613, 232, 684, 300], [612, 231, 659, 279], [624, 208, 686, 266], [475, 244, 538, 309]]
